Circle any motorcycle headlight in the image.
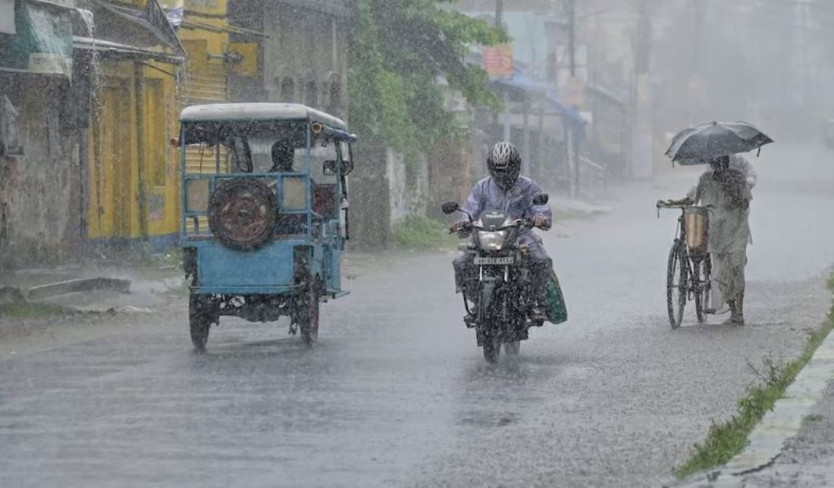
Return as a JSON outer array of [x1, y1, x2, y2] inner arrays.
[[477, 230, 509, 251]]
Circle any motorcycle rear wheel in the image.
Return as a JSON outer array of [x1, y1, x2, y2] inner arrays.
[[294, 278, 320, 346]]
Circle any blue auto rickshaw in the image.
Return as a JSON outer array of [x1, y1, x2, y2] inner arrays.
[[178, 103, 355, 350]]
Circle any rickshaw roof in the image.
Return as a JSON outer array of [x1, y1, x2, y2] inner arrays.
[[180, 103, 348, 131]]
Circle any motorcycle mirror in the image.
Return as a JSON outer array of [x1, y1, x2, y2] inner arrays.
[[441, 202, 460, 215], [532, 193, 550, 206]]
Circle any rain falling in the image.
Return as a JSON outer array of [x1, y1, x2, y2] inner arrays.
[[1, 0, 834, 487]]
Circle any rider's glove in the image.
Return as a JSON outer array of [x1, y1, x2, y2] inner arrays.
[[450, 220, 469, 233], [531, 215, 551, 230]]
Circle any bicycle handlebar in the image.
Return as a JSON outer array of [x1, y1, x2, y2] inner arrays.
[[656, 202, 714, 219]]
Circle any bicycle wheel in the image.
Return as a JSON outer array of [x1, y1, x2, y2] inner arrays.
[[666, 243, 688, 329], [694, 255, 711, 323]]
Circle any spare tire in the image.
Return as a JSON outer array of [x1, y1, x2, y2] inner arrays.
[[208, 179, 276, 251]]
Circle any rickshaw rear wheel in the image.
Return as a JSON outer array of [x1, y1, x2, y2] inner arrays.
[[295, 279, 320, 346], [189, 293, 214, 351]]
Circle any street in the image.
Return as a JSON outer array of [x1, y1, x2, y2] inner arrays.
[[1, 144, 833, 488]]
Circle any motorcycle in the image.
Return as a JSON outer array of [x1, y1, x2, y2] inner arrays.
[[442, 193, 550, 363]]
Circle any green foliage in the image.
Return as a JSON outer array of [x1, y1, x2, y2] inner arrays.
[[393, 215, 458, 250], [675, 274, 834, 478], [349, 0, 507, 157]]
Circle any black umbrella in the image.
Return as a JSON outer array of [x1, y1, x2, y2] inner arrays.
[[665, 121, 773, 164]]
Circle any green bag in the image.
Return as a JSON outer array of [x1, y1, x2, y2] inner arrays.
[[545, 268, 568, 325]]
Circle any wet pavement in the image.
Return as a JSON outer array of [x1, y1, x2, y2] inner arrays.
[[1, 144, 833, 487]]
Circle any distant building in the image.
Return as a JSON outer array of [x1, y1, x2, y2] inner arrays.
[[228, 0, 352, 118]]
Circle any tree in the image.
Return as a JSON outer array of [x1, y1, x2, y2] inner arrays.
[[348, 0, 508, 156]]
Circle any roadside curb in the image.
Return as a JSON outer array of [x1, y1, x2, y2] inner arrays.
[[27, 278, 131, 301], [0, 277, 131, 304], [676, 325, 834, 488]]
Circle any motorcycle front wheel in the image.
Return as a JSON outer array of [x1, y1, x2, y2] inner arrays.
[[482, 334, 501, 363], [504, 341, 521, 356]]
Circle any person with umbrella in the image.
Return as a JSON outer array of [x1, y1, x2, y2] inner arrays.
[[660, 122, 772, 326]]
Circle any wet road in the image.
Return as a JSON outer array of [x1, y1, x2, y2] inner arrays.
[[1, 144, 833, 487]]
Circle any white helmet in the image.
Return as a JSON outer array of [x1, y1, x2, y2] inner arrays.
[[487, 142, 521, 189]]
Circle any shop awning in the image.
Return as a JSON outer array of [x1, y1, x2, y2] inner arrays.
[[69, 0, 185, 61], [492, 70, 587, 131], [72, 36, 184, 65]]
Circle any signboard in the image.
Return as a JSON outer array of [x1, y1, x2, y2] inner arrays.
[[0, 0, 14, 35], [564, 76, 585, 108], [483, 44, 514, 78]]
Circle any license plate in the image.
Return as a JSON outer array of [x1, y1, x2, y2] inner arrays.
[[474, 256, 514, 265]]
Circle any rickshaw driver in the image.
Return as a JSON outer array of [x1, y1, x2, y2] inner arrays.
[[451, 142, 553, 323], [269, 139, 295, 172]]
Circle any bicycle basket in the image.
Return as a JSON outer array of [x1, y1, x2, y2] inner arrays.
[[684, 206, 709, 253]]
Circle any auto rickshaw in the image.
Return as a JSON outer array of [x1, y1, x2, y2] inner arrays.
[[178, 103, 355, 350]]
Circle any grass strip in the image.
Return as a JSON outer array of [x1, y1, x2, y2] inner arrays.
[[0, 303, 70, 319], [393, 215, 459, 251], [675, 274, 834, 479]]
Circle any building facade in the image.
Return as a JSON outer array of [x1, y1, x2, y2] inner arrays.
[[229, 0, 352, 118], [82, 0, 184, 249], [0, 0, 185, 267]]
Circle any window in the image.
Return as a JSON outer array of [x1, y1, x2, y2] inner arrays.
[[329, 82, 341, 113], [280, 77, 295, 101], [0, 94, 22, 157], [305, 81, 317, 107]]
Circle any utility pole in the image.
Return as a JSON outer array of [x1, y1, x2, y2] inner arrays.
[[568, 0, 577, 76], [631, 0, 653, 179], [566, 0, 579, 199], [494, 0, 511, 148]]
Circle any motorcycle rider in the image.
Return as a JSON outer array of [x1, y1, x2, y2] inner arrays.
[[451, 142, 553, 323]]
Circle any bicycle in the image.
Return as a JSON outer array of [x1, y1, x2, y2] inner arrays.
[[657, 202, 712, 329]]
